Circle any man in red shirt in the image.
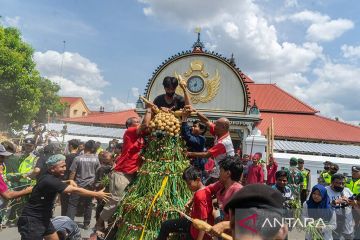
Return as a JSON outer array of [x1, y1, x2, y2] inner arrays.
[[246, 153, 264, 184], [187, 111, 234, 185], [266, 154, 278, 185], [157, 166, 220, 240], [100, 109, 151, 223]]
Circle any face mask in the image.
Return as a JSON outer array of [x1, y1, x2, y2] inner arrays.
[[166, 92, 175, 98], [333, 186, 344, 192]]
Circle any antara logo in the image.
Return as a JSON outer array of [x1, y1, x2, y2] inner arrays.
[[237, 213, 258, 233], [237, 212, 326, 232]]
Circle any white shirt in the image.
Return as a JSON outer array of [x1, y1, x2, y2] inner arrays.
[[326, 186, 354, 235], [302, 201, 336, 240]]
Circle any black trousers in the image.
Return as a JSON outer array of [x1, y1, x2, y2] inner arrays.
[[157, 218, 193, 240], [60, 192, 70, 216], [18, 216, 56, 240], [66, 188, 93, 226], [300, 189, 309, 205]]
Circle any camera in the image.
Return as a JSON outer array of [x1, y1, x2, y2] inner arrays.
[[349, 194, 357, 201]]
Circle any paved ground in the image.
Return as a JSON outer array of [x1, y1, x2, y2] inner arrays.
[[0, 205, 96, 240], [0, 206, 306, 240]]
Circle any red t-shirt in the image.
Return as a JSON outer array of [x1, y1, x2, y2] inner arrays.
[[246, 164, 264, 184], [0, 174, 8, 193], [114, 127, 143, 174], [216, 182, 242, 218], [266, 161, 278, 185], [190, 187, 215, 240], [208, 181, 242, 220], [204, 158, 215, 173]]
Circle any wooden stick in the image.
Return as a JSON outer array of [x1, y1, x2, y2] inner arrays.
[[271, 117, 274, 155], [266, 127, 270, 165], [139, 96, 156, 108], [173, 210, 233, 240]]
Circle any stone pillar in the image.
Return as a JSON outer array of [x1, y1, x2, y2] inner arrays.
[[245, 128, 267, 157]]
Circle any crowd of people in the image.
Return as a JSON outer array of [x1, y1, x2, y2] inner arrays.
[[1, 75, 360, 240]]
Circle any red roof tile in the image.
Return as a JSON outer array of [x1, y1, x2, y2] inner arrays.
[[240, 72, 254, 83], [62, 109, 139, 126], [88, 111, 112, 116], [60, 97, 83, 105], [259, 112, 360, 143], [247, 84, 317, 114]]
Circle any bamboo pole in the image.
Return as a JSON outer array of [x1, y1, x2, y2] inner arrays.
[[271, 117, 274, 155], [174, 210, 233, 240], [266, 127, 270, 165]]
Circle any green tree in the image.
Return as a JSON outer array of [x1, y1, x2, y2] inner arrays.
[[0, 25, 63, 130], [36, 77, 64, 123]]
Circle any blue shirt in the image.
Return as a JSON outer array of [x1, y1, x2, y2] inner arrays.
[[181, 122, 206, 153], [181, 122, 207, 170]]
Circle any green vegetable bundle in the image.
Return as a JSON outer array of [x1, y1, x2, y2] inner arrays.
[[305, 219, 324, 240], [1, 173, 34, 224], [115, 135, 191, 239], [289, 199, 302, 219]]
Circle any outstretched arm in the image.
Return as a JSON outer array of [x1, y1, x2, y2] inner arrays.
[[0, 186, 32, 200], [196, 111, 211, 128], [187, 151, 211, 159], [63, 185, 110, 201], [138, 106, 152, 134], [179, 80, 191, 106]]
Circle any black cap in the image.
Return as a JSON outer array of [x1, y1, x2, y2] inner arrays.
[[298, 158, 304, 163], [331, 163, 339, 171], [0, 144, 13, 156], [43, 143, 61, 154], [352, 166, 360, 172], [224, 184, 284, 213], [24, 138, 35, 145], [324, 161, 332, 165]]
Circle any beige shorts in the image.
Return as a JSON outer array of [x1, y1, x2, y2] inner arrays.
[[100, 171, 135, 221]]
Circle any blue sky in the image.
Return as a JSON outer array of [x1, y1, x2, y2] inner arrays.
[[1, 0, 360, 123]]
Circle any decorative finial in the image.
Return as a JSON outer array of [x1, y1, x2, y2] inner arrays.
[[136, 95, 144, 109], [230, 53, 236, 66], [192, 27, 204, 53], [249, 100, 260, 115]]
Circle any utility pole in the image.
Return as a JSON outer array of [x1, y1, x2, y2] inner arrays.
[[60, 40, 66, 79]]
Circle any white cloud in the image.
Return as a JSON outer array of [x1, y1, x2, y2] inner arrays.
[[345, 120, 360, 126], [302, 62, 360, 120], [290, 10, 329, 23], [307, 19, 354, 42], [131, 87, 140, 98], [138, 0, 359, 121], [341, 44, 360, 59], [34, 51, 108, 88], [284, 0, 298, 8], [224, 22, 240, 39], [143, 7, 153, 16], [49, 75, 103, 107], [288, 10, 354, 42], [138, 1, 323, 76], [106, 97, 135, 112], [34, 50, 134, 111], [1, 16, 21, 27]]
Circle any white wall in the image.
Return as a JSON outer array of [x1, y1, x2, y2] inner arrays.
[[274, 152, 356, 189]]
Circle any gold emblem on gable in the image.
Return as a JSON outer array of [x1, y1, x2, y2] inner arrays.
[[175, 60, 220, 104]]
